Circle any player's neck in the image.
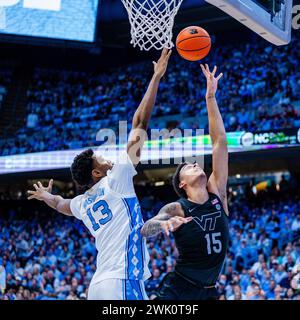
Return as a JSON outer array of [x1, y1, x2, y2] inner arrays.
[[186, 187, 209, 205]]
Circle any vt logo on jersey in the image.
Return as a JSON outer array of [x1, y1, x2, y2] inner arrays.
[[192, 211, 221, 232]]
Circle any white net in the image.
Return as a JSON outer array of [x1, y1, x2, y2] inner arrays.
[[121, 0, 184, 51]]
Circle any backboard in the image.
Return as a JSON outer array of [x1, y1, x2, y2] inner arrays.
[[205, 0, 293, 45]]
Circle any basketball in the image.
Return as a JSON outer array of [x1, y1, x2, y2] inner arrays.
[[176, 26, 211, 61]]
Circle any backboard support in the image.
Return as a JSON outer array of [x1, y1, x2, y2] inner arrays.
[[205, 0, 293, 45]]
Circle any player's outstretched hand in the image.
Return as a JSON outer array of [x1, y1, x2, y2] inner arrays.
[[200, 64, 223, 97], [161, 216, 193, 236], [153, 48, 172, 79], [27, 179, 53, 201]]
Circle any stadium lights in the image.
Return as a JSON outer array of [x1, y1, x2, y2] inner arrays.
[[154, 181, 165, 186]]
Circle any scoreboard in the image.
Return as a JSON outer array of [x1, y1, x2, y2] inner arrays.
[[0, 0, 99, 42]]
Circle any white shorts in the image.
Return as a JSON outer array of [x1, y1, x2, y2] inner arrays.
[[88, 278, 149, 300]]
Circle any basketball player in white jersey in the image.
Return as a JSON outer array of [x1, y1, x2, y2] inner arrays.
[[27, 49, 172, 300]]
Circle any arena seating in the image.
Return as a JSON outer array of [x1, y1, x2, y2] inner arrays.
[[0, 33, 299, 156], [0, 177, 299, 300], [0, 67, 13, 109]]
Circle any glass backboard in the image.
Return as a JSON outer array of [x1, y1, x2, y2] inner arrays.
[[205, 0, 293, 45]]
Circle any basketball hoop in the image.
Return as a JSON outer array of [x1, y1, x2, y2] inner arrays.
[[121, 0, 184, 51]]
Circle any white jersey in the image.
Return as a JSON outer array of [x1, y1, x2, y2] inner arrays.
[[70, 152, 151, 285]]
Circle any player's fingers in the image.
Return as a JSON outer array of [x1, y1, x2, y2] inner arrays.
[[216, 73, 223, 81], [185, 216, 193, 222], [177, 216, 191, 224], [27, 195, 36, 200], [200, 66, 209, 79], [33, 184, 39, 190], [159, 48, 167, 60], [37, 181, 43, 188], [212, 65, 217, 76], [163, 224, 170, 237], [48, 179, 53, 189], [167, 220, 174, 233], [200, 64, 208, 76], [166, 49, 172, 60], [27, 190, 36, 195], [205, 64, 210, 73]]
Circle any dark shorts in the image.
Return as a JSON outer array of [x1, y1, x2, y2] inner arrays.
[[155, 271, 219, 301]]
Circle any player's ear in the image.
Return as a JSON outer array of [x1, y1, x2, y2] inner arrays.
[[92, 169, 103, 179], [179, 180, 186, 189]]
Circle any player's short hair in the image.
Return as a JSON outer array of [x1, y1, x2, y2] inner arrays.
[[172, 162, 188, 198], [70, 149, 94, 187]]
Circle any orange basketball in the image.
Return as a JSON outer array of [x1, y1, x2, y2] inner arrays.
[[176, 26, 211, 61]]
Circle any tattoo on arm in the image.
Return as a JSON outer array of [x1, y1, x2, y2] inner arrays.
[[141, 203, 179, 238], [141, 220, 164, 238]]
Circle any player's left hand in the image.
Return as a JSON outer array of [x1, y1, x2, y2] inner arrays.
[[161, 216, 193, 236], [27, 179, 53, 200], [200, 64, 223, 97], [153, 48, 172, 79]]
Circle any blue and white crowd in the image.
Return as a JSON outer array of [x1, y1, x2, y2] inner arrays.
[[0, 177, 299, 300], [0, 32, 300, 155], [0, 67, 12, 109]]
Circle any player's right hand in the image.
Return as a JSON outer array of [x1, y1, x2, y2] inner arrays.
[[27, 179, 53, 201], [200, 64, 223, 97], [153, 48, 172, 79], [160, 216, 193, 236]]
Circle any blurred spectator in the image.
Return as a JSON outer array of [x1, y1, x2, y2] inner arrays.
[[0, 175, 299, 300], [0, 32, 300, 155]]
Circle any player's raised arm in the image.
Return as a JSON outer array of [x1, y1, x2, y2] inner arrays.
[[141, 202, 192, 238], [200, 64, 229, 214], [127, 48, 171, 166], [27, 180, 73, 216]]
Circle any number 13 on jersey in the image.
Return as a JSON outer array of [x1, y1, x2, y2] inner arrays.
[[87, 200, 113, 231]]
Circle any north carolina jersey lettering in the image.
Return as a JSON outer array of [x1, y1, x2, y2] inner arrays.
[[70, 152, 151, 284]]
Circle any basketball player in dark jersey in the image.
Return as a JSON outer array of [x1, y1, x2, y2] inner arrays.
[[141, 64, 229, 300]]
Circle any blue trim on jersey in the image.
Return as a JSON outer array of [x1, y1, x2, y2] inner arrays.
[[122, 280, 125, 300], [136, 281, 144, 300], [124, 279, 127, 300], [123, 197, 144, 280], [124, 280, 143, 300], [124, 237, 129, 281], [122, 198, 134, 230]]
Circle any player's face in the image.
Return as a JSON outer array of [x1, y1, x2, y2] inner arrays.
[[179, 162, 207, 188], [93, 155, 113, 177]]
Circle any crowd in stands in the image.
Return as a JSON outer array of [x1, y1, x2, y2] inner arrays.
[[0, 176, 299, 300], [0, 33, 300, 156], [0, 67, 12, 108]]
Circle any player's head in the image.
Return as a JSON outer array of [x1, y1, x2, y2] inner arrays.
[[172, 162, 207, 198], [70, 149, 113, 187]]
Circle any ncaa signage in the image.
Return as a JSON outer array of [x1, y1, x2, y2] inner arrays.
[[0, 0, 61, 10]]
